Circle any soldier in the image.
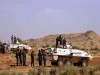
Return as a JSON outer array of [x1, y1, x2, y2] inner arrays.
[[38, 50, 42, 66], [62, 38, 66, 48], [31, 50, 34, 67], [11, 35, 14, 44], [22, 47, 26, 66], [56, 35, 62, 48], [19, 49, 22, 66], [14, 36, 17, 44], [42, 50, 47, 66], [15, 47, 19, 66]]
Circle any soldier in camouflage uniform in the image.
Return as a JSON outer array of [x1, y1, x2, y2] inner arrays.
[[22, 47, 26, 66], [19, 49, 22, 66], [31, 51, 34, 67], [56, 35, 62, 48], [38, 50, 42, 66], [15, 47, 20, 66], [42, 50, 47, 66], [62, 38, 66, 48]]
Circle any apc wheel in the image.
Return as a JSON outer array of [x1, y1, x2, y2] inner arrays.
[[65, 58, 72, 65], [81, 59, 88, 67], [51, 61, 58, 66]]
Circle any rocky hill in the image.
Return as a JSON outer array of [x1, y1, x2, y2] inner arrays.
[[24, 30, 100, 50]]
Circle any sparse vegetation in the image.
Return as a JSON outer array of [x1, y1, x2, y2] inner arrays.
[[28, 69, 37, 75], [0, 71, 23, 75], [42, 45, 46, 48], [52, 44, 56, 48], [37, 66, 49, 75], [1, 65, 100, 75], [72, 46, 79, 49], [26, 65, 100, 75], [91, 47, 100, 51], [0, 53, 100, 75]]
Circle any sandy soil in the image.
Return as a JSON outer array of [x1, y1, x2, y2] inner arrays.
[[0, 53, 100, 75]]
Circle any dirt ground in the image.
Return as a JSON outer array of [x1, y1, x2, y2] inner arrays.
[[0, 53, 100, 75], [89, 56, 100, 66]]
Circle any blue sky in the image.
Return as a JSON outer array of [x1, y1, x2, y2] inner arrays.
[[0, 0, 100, 42]]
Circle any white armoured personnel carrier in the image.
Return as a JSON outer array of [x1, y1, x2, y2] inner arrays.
[[9, 40, 32, 52], [45, 45, 93, 67], [9, 44, 32, 50]]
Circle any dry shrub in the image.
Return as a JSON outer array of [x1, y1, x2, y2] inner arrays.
[[0, 66, 10, 70], [93, 71, 100, 75], [59, 65, 80, 75], [0, 71, 23, 75], [17, 72, 23, 75], [37, 66, 49, 75], [79, 67, 89, 75], [50, 67, 58, 75], [89, 65, 100, 75], [28, 69, 37, 75]]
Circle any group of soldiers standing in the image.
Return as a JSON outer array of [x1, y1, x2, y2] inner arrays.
[[11, 35, 17, 44], [15, 47, 47, 67], [15, 47, 26, 66], [38, 49, 47, 66], [56, 35, 67, 48]]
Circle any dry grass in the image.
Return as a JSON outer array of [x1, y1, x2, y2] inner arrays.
[[0, 51, 100, 75], [26, 65, 100, 75]]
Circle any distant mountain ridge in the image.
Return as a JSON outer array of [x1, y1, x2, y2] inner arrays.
[[24, 30, 100, 50]]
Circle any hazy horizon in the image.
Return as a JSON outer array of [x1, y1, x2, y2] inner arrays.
[[0, 0, 100, 43]]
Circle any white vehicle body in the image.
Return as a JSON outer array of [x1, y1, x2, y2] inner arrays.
[[45, 46, 93, 67], [51, 48, 92, 58], [9, 40, 32, 50], [9, 44, 32, 50]]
